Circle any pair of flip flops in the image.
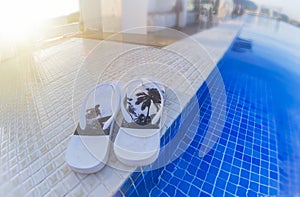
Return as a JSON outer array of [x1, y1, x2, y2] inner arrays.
[[65, 80, 164, 173]]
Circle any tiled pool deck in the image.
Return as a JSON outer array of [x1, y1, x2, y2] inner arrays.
[[0, 21, 242, 196]]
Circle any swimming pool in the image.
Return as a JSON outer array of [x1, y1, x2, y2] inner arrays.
[[115, 17, 300, 197]]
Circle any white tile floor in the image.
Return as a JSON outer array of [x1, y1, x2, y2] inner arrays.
[[0, 21, 242, 196]]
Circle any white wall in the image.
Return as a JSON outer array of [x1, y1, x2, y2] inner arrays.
[[80, 0, 148, 34], [101, 0, 122, 33], [122, 0, 148, 34], [79, 0, 102, 31]]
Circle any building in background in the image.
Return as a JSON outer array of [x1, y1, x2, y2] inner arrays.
[[79, 0, 236, 34]]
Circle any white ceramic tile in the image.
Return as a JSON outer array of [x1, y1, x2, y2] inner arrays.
[[89, 184, 111, 197]]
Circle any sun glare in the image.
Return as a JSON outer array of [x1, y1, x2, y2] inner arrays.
[[0, 0, 78, 43], [0, 0, 39, 42]]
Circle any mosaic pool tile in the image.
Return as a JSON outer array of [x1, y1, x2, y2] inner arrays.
[[116, 38, 300, 196]]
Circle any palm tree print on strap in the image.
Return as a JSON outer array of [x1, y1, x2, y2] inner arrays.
[[127, 88, 162, 125]]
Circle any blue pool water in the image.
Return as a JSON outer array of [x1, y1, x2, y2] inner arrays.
[[115, 18, 300, 196]]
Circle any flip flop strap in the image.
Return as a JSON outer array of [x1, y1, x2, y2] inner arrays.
[[79, 82, 121, 130], [121, 79, 164, 125]]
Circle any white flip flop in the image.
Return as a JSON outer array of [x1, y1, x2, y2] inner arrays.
[[114, 79, 164, 166], [66, 82, 120, 173]]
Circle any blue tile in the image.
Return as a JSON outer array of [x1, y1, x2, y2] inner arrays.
[[179, 181, 190, 194], [199, 162, 209, 171], [207, 149, 215, 156], [208, 166, 218, 175], [252, 158, 260, 166], [206, 173, 216, 184], [244, 147, 252, 155], [261, 161, 268, 169], [166, 163, 176, 172], [196, 169, 207, 180], [219, 170, 229, 180], [219, 138, 227, 146], [214, 151, 223, 159], [136, 180, 148, 196], [213, 187, 224, 196], [192, 178, 203, 188], [231, 131, 238, 137], [237, 187, 247, 196], [231, 166, 240, 175], [250, 173, 259, 182], [174, 168, 186, 178], [229, 135, 236, 142], [261, 148, 269, 155], [131, 171, 141, 182], [242, 161, 251, 170], [228, 141, 235, 149], [186, 147, 196, 155], [226, 148, 234, 156], [238, 138, 245, 145], [176, 188, 187, 197], [243, 155, 251, 163], [246, 136, 253, 143], [127, 187, 140, 197], [224, 192, 235, 197], [212, 158, 221, 167], [216, 178, 226, 188], [224, 155, 233, 163], [229, 175, 239, 184], [182, 153, 193, 163], [226, 182, 237, 194], [233, 158, 241, 166], [188, 165, 197, 174], [270, 171, 277, 180], [239, 178, 249, 188], [260, 176, 268, 185], [269, 187, 277, 196], [203, 154, 212, 163], [199, 192, 211, 197], [259, 185, 268, 194], [270, 164, 277, 172], [202, 183, 213, 193], [222, 162, 231, 171], [236, 145, 244, 152], [235, 151, 243, 159], [251, 165, 259, 173], [188, 185, 200, 197], [161, 171, 173, 182], [164, 185, 175, 196], [253, 145, 260, 152], [160, 192, 169, 197], [261, 154, 269, 161], [260, 168, 268, 177], [191, 157, 201, 167], [179, 159, 189, 169], [170, 177, 181, 186], [183, 173, 193, 182], [217, 144, 225, 152], [232, 125, 238, 132], [241, 169, 250, 179], [247, 190, 257, 197]]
